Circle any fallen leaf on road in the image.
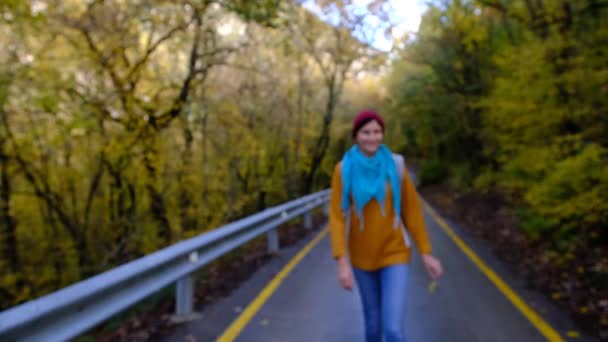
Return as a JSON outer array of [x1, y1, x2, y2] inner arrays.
[[567, 331, 580, 338]]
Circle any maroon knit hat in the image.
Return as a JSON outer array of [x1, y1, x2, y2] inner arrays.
[[352, 110, 385, 137]]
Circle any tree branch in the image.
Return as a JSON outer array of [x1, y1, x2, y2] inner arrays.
[[126, 20, 193, 84]]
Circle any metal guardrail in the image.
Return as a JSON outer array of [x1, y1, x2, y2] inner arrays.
[[0, 189, 330, 342]]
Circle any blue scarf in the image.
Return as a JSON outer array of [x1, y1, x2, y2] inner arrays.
[[340, 144, 401, 229]]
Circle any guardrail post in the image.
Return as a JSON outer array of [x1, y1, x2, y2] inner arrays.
[[267, 229, 279, 254], [304, 211, 313, 229], [174, 275, 196, 322]]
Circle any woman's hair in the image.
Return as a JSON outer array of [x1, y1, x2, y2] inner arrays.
[[352, 110, 385, 138]]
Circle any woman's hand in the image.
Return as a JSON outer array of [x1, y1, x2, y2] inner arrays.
[[422, 254, 443, 281], [337, 257, 354, 291]]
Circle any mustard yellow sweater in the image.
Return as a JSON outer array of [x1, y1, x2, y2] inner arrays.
[[329, 162, 432, 271]]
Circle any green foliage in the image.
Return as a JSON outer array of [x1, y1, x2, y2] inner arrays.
[[419, 159, 449, 186], [224, 0, 282, 27], [386, 0, 608, 245], [384, 1, 496, 167], [385, 4, 608, 335], [448, 163, 475, 188], [515, 207, 552, 240]]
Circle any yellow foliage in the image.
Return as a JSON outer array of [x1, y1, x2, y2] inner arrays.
[[525, 144, 608, 229]]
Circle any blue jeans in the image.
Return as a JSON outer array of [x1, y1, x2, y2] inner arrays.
[[353, 264, 410, 342]]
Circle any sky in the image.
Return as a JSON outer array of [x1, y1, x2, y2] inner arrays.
[[302, 0, 428, 51], [384, 0, 428, 49]]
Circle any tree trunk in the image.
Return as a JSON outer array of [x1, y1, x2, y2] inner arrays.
[[84, 153, 104, 228], [105, 158, 137, 265], [0, 148, 18, 272], [302, 83, 337, 194], [142, 136, 172, 243], [291, 53, 305, 198], [179, 118, 197, 234], [200, 112, 210, 219]]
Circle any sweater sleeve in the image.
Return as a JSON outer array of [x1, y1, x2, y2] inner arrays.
[[400, 168, 432, 255], [329, 163, 347, 260]]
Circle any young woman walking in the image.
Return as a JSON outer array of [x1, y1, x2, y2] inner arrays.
[[329, 110, 443, 342]]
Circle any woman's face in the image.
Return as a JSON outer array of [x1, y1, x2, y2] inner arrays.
[[355, 120, 383, 156]]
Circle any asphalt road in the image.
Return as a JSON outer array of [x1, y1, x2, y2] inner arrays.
[[163, 205, 596, 342]]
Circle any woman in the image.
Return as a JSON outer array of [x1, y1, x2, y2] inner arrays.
[[329, 110, 443, 342]]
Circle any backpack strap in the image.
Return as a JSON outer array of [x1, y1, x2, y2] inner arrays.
[[392, 153, 405, 183], [392, 153, 411, 247]]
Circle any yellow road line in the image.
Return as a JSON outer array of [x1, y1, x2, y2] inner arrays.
[[422, 200, 564, 342], [217, 227, 329, 342]]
